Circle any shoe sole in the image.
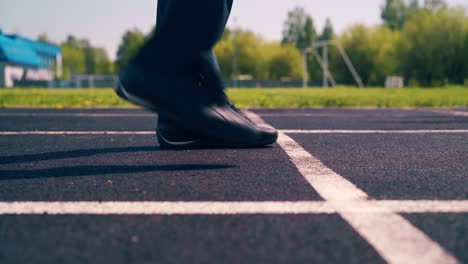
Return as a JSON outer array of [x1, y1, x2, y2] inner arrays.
[[117, 83, 206, 149], [157, 131, 201, 148], [156, 130, 277, 150], [115, 82, 159, 112]]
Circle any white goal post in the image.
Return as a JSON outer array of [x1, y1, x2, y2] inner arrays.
[[302, 41, 365, 89]]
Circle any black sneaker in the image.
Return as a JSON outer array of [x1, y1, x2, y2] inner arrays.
[[155, 52, 277, 149], [116, 62, 277, 148], [156, 104, 275, 149]]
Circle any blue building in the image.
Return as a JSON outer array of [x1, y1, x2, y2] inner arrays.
[[0, 30, 62, 87]]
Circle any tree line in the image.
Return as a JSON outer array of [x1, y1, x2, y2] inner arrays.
[[222, 0, 467, 86], [48, 0, 467, 86], [333, 0, 468, 86], [38, 35, 115, 80], [38, 30, 145, 80]]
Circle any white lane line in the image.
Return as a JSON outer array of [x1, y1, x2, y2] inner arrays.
[[372, 200, 468, 213], [447, 111, 468, 117], [281, 129, 468, 134], [256, 113, 430, 117], [0, 131, 155, 135], [430, 110, 468, 117], [1, 200, 468, 215], [253, 113, 383, 117], [0, 113, 155, 117], [245, 111, 459, 264], [0, 201, 333, 215], [2, 129, 468, 135]]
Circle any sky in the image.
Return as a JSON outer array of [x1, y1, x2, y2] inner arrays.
[[1, 0, 467, 60]]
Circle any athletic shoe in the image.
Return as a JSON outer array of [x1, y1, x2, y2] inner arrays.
[[116, 62, 278, 148], [156, 104, 275, 149], [155, 52, 277, 149]]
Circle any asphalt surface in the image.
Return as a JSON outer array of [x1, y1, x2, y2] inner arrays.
[[0, 108, 467, 264]]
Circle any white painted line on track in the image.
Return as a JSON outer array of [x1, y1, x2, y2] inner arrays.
[[281, 129, 468, 134], [2, 129, 468, 135], [251, 113, 384, 117], [256, 113, 430, 117], [245, 111, 459, 264], [0, 201, 333, 215], [1, 200, 468, 215], [371, 200, 468, 213], [0, 113, 155, 118], [430, 110, 468, 117], [0, 131, 155, 135]]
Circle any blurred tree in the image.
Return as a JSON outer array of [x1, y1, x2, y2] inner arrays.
[[212, 4, 467, 86], [61, 42, 86, 80], [302, 17, 316, 48], [60, 35, 115, 79], [464, 19, 468, 84], [215, 30, 269, 79], [84, 45, 95, 74], [37, 33, 53, 44], [330, 25, 399, 86], [333, 25, 375, 85], [215, 29, 304, 80], [115, 29, 145, 72], [65, 36, 89, 49], [68, 38, 112, 75], [282, 7, 317, 50], [398, 8, 465, 86], [381, 0, 407, 30], [303, 19, 336, 84], [91, 47, 114, 74], [267, 43, 303, 80], [233, 31, 268, 79], [408, 0, 420, 9], [405, 0, 421, 20], [424, 0, 447, 11], [319, 18, 335, 41], [367, 26, 400, 85]]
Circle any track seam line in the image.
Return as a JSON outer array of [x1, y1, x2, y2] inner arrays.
[[245, 110, 459, 264]]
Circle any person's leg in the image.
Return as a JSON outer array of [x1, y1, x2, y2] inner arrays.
[[153, 0, 265, 148], [116, 0, 277, 148], [198, 0, 233, 90], [133, 0, 232, 73]]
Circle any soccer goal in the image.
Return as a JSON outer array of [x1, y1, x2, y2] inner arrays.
[[302, 41, 365, 88]]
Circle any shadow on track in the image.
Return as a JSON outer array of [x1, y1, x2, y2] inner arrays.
[[0, 164, 237, 180], [0, 145, 273, 165], [0, 146, 160, 164]]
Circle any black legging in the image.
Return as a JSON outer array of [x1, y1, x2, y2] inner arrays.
[[134, 0, 233, 73]]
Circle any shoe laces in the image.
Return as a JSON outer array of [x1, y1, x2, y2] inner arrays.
[[198, 73, 254, 123]]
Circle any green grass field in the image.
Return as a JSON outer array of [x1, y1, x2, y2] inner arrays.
[[0, 86, 467, 108]]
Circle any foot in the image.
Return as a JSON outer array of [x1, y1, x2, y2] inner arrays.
[[155, 52, 277, 149], [116, 62, 277, 147], [156, 105, 277, 149]]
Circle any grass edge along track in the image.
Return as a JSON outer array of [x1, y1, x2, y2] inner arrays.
[[0, 86, 467, 108]]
